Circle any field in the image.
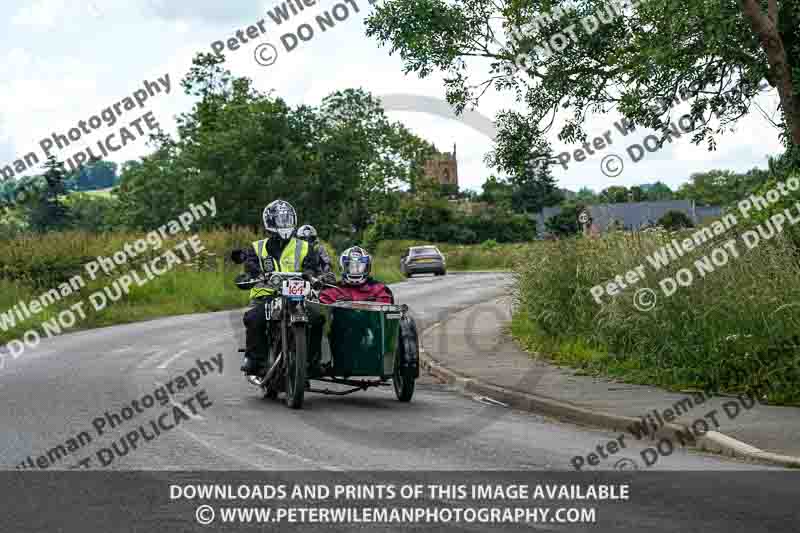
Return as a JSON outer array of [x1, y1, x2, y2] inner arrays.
[[0, 231, 525, 346]]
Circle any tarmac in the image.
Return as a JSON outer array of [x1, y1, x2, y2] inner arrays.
[[420, 297, 800, 468]]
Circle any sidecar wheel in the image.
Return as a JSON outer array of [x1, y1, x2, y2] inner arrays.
[[393, 366, 415, 402], [393, 333, 415, 402]]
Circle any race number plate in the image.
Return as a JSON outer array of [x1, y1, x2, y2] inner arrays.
[[282, 279, 309, 299]]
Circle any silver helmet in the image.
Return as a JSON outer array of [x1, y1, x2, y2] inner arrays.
[[262, 200, 297, 240]]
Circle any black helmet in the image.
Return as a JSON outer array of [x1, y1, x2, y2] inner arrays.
[[297, 224, 318, 242], [263, 200, 297, 240]]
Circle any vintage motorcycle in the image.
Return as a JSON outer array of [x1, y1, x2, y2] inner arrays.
[[233, 268, 419, 410]]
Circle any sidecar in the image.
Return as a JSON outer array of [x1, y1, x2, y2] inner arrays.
[[304, 300, 420, 401]]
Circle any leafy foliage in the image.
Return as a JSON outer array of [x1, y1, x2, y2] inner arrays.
[[24, 157, 71, 232], [113, 54, 437, 241], [544, 204, 584, 237], [657, 210, 694, 230], [365, 0, 800, 173]]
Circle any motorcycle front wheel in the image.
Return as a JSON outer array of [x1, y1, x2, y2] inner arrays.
[[285, 324, 307, 409]]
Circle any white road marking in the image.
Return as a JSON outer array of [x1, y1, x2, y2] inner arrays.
[[157, 349, 188, 369], [473, 395, 509, 408], [254, 443, 343, 471], [110, 345, 134, 353], [137, 348, 167, 369], [154, 378, 204, 421]]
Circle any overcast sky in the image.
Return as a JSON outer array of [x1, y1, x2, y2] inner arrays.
[[0, 0, 787, 193]]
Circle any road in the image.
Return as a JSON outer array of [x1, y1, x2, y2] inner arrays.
[[0, 272, 795, 532]]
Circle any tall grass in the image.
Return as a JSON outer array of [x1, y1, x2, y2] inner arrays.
[[0, 231, 527, 345], [512, 227, 800, 404]]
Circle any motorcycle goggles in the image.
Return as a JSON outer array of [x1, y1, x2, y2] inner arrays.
[[344, 256, 370, 275]]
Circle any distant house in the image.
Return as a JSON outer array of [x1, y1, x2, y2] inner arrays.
[[536, 200, 722, 236]]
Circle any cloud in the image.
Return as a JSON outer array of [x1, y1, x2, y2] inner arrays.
[[142, 0, 264, 22]]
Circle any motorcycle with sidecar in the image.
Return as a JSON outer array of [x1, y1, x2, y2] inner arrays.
[[233, 269, 419, 409]]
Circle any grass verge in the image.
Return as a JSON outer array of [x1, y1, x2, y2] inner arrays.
[[512, 228, 800, 406], [0, 233, 529, 347]]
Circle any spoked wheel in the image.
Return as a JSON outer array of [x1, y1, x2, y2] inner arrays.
[[393, 333, 416, 402], [284, 324, 308, 409]]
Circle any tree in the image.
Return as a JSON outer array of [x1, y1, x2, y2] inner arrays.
[[674, 168, 771, 205], [487, 107, 562, 212], [600, 185, 629, 204], [25, 156, 71, 232], [575, 187, 597, 204], [66, 160, 118, 191], [657, 210, 695, 230], [545, 204, 585, 237], [644, 181, 674, 201], [481, 175, 513, 206], [115, 53, 437, 239], [365, 0, 800, 174]]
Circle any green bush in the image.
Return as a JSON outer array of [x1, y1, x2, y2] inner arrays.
[[544, 204, 584, 237], [657, 210, 694, 230]]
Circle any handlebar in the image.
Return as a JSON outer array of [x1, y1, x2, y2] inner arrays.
[[235, 271, 337, 292]]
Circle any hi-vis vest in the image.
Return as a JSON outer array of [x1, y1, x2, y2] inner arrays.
[[249, 237, 309, 299]]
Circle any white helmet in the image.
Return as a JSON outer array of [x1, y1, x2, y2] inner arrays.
[[262, 200, 297, 240], [339, 246, 371, 285]]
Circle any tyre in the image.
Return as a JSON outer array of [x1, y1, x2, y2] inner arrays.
[[435, 270, 446, 276], [405, 272, 413, 278], [263, 388, 278, 400], [285, 324, 307, 409], [393, 332, 416, 402]]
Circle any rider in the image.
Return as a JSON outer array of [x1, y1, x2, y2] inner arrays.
[[319, 246, 394, 304], [233, 200, 330, 376], [296, 224, 333, 273]]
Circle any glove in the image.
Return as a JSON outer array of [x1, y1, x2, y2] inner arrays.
[[230, 249, 245, 264], [321, 272, 337, 286]]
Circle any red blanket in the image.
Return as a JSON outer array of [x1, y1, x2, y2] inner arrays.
[[319, 280, 394, 304]]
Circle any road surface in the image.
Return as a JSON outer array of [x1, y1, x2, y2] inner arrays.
[[0, 272, 794, 532]]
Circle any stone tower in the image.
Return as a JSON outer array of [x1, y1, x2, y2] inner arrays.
[[423, 143, 458, 187]]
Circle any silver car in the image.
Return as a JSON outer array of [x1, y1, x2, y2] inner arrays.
[[400, 246, 446, 278]]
